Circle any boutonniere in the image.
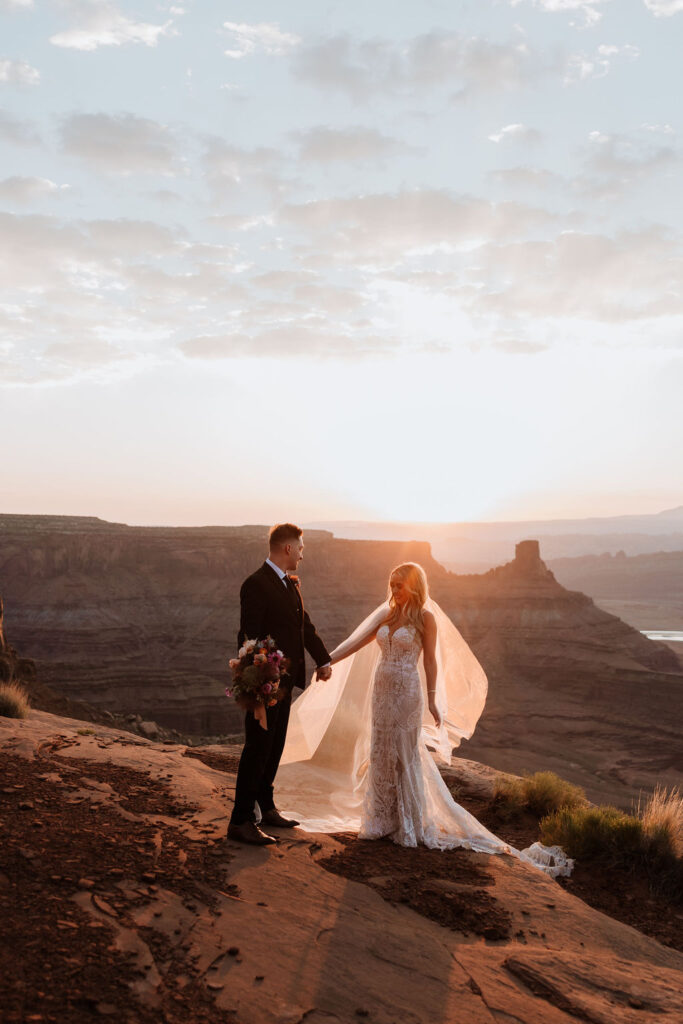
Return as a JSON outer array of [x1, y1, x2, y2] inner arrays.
[[288, 574, 300, 586]]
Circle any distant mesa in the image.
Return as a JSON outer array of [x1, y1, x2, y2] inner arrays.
[[491, 539, 556, 581]]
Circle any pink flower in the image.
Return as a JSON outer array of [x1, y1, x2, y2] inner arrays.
[[228, 658, 240, 669], [225, 688, 233, 698], [261, 683, 273, 694]]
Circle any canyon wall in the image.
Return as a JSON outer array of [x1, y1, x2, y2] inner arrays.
[[1, 516, 681, 804]]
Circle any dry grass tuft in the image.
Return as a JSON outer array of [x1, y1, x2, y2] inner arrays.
[[0, 681, 31, 719], [638, 786, 683, 858], [541, 800, 683, 902], [541, 805, 644, 863], [493, 770, 586, 819]]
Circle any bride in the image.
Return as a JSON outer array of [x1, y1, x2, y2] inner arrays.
[[276, 562, 571, 876]]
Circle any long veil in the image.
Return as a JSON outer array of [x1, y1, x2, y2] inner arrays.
[[276, 597, 488, 832], [276, 597, 574, 877]]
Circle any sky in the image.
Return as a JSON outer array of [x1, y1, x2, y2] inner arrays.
[[1, 0, 682, 526]]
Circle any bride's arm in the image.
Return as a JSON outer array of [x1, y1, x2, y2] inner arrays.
[[329, 629, 378, 665], [329, 606, 388, 665], [423, 610, 442, 727]]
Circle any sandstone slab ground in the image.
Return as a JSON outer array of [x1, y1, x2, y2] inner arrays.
[[1, 710, 682, 1024]]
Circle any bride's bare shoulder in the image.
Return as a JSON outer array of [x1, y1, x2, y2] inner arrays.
[[422, 608, 436, 626]]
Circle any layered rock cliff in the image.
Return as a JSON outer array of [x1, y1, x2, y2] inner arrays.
[[0, 515, 444, 737], [1, 516, 681, 804], [432, 541, 683, 803]]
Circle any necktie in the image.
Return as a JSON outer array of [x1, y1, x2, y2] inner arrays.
[[284, 575, 299, 606]]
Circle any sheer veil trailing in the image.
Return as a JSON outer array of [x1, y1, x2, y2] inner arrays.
[[276, 597, 573, 878]]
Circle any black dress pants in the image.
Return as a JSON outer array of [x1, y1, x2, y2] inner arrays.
[[230, 693, 292, 825]]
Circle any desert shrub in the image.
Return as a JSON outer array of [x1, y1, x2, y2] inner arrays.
[[493, 771, 586, 819], [540, 802, 683, 901], [540, 805, 643, 864], [0, 681, 30, 719], [639, 786, 683, 858]]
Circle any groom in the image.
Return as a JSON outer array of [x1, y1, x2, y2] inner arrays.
[[228, 523, 332, 845]]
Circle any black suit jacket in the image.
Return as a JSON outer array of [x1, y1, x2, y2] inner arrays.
[[238, 563, 330, 691]]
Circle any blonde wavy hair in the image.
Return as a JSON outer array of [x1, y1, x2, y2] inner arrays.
[[386, 562, 429, 635]]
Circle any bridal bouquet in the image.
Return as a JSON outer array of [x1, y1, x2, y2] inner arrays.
[[227, 637, 290, 727]]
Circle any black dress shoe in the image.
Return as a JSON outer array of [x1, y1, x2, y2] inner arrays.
[[227, 821, 277, 845], [260, 808, 300, 828]]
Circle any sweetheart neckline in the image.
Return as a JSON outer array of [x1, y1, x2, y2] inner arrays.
[[378, 623, 417, 642]]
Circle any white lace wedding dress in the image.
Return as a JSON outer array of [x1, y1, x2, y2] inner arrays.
[[361, 622, 510, 854], [276, 600, 572, 877]]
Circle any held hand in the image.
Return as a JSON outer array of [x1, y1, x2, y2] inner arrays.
[[316, 664, 332, 682], [428, 697, 442, 729]]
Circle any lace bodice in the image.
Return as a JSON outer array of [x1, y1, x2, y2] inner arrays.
[[376, 623, 422, 668]]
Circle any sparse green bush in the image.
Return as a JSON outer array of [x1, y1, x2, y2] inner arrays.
[[493, 770, 587, 819], [540, 805, 643, 864], [0, 681, 30, 719], [77, 728, 95, 736], [540, 802, 683, 902]]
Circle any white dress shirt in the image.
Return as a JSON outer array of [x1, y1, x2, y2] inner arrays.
[[266, 557, 289, 585]]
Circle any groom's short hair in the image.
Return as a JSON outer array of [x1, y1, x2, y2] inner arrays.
[[269, 523, 302, 549]]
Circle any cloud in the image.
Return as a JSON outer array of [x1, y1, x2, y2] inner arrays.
[[206, 212, 275, 232], [62, 113, 180, 175], [0, 209, 261, 383], [489, 166, 565, 192], [179, 333, 251, 358], [0, 213, 185, 313], [0, 176, 70, 204], [641, 122, 674, 134], [143, 188, 184, 204], [252, 270, 318, 290], [643, 0, 683, 15], [0, 108, 40, 146], [369, 217, 683, 333], [294, 126, 414, 163], [202, 137, 285, 200], [41, 338, 125, 367], [508, 0, 611, 27], [578, 129, 679, 197], [489, 166, 562, 189], [291, 283, 365, 314], [564, 43, 639, 83], [86, 218, 180, 259], [222, 21, 301, 59], [493, 335, 549, 354], [0, 58, 40, 86], [49, 3, 176, 51], [468, 227, 683, 323], [179, 325, 389, 360], [488, 123, 542, 144], [280, 190, 556, 265], [294, 32, 539, 101], [0, 0, 34, 9]]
